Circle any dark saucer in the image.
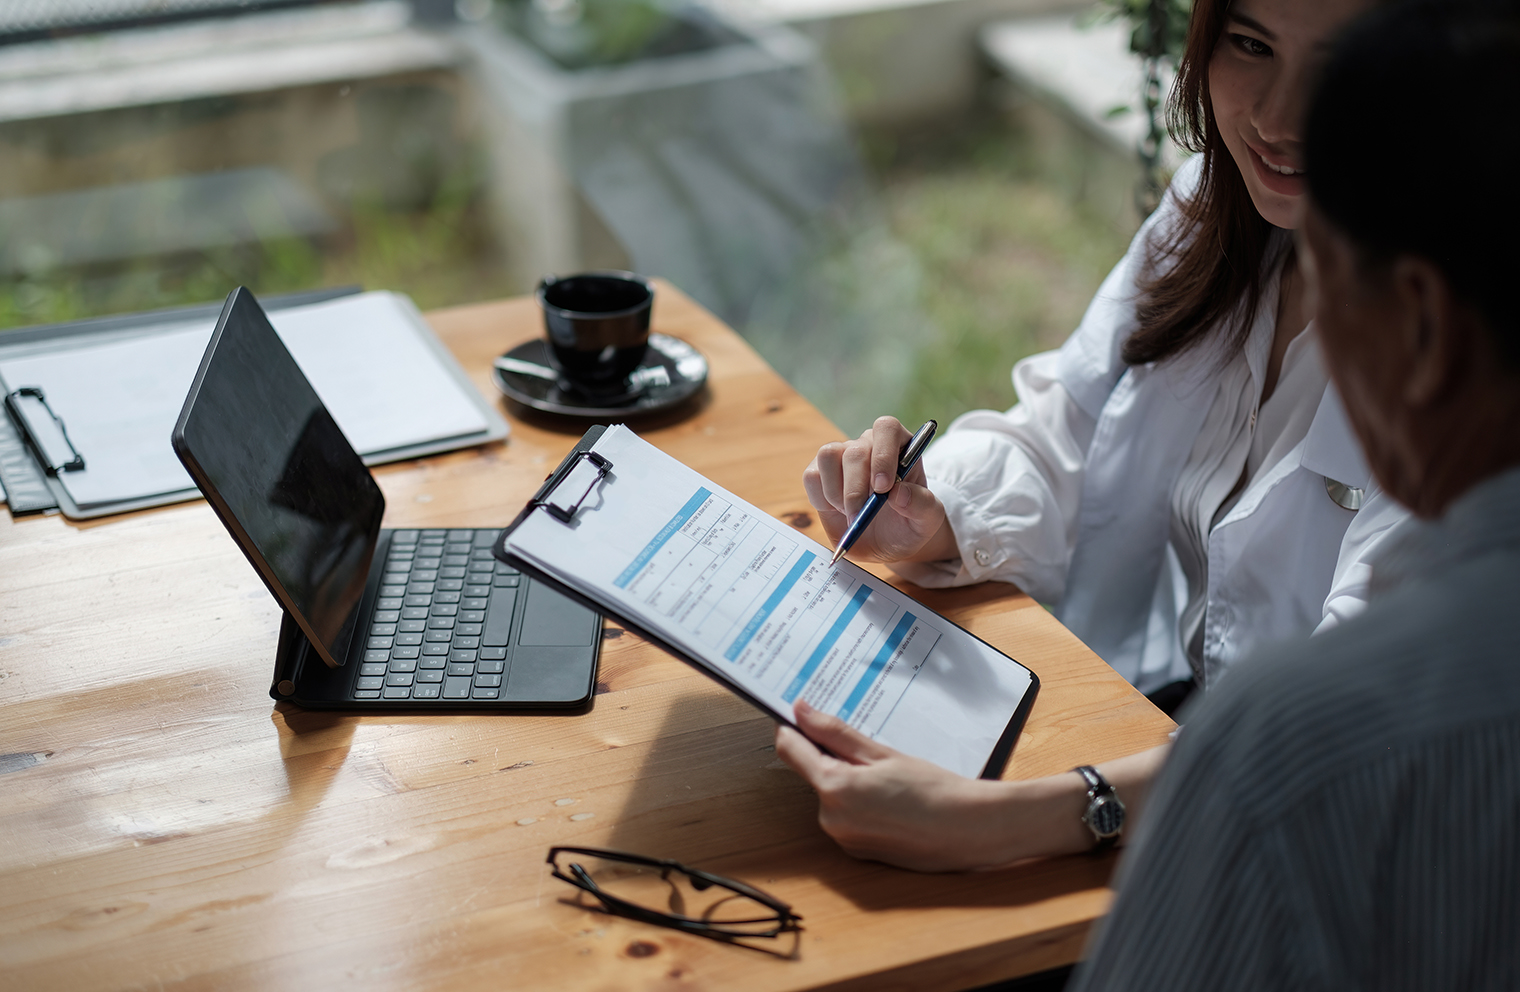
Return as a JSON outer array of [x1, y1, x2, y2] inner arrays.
[[492, 333, 708, 418]]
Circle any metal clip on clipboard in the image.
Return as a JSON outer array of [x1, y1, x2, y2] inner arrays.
[[531, 449, 612, 523], [4, 386, 85, 475]]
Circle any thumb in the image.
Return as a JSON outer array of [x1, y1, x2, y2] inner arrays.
[[794, 700, 894, 765]]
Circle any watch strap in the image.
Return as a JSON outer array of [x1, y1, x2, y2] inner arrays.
[[1074, 764, 1124, 851]]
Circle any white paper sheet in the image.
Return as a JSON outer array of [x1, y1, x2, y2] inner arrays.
[[504, 425, 1036, 778], [0, 291, 493, 509]]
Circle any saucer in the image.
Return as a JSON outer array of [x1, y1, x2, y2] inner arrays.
[[492, 333, 709, 418]]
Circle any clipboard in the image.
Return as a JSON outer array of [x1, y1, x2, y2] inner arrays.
[[494, 425, 1040, 780], [0, 287, 510, 519]]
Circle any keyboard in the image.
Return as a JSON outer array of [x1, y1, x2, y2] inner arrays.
[[352, 528, 520, 702]]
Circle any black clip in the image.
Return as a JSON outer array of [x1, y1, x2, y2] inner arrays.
[[532, 450, 612, 523], [5, 386, 85, 474]]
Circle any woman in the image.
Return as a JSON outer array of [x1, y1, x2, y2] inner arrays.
[[776, 0, 1409, 871]]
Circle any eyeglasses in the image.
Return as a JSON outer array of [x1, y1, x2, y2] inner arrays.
[[546, 846, 802, 946]]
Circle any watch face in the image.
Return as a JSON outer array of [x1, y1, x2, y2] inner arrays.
[[1087, 795, 1125, 837]]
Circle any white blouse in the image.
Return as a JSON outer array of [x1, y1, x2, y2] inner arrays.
[[892, 156, 1411, 692]]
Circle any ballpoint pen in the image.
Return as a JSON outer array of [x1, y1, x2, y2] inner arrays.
[[829, 419, 937, 566]]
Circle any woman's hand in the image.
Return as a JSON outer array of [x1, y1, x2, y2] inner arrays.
[[775, 701, 1047, 871], [776, 701, 1171, 872], [802, 416, 957, 563]]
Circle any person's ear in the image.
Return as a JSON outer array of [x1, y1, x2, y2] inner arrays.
[[1390, 256, 1468, 409]]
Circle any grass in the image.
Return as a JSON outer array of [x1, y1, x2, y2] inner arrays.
[[862, 113, 1136, 430]]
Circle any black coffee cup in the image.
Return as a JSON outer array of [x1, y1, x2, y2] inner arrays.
[[537, 271, 653, 394]]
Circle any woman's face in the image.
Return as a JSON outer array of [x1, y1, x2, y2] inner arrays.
[[1209, 0, 1373, 230]]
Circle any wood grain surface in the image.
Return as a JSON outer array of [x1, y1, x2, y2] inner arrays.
[[0, 283, 1175, 991]]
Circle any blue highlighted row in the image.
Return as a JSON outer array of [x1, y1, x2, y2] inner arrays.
[[836, 611, 915, 722], [724, 552, 815, 661], [783, 583, 873, 702], [615, 487, 712, 588]]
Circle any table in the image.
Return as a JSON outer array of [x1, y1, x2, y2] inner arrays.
[[0, 284, 1175, 991]]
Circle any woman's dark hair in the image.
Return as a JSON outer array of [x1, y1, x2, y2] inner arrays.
[[1122, 0, 1277, 367], [1306, 0, 1520, 367]]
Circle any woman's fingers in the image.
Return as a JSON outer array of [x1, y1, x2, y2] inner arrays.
[[870, 416, 911, 494], [793, 700, 895, 764]]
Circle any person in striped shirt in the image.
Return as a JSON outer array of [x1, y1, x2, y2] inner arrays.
[[1068, 1, 1520, 988]]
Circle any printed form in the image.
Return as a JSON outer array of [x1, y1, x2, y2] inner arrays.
[[505, 426, 1036, 778]]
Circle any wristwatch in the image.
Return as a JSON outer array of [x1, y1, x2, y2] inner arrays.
[[1074, 765, 1126, 851]]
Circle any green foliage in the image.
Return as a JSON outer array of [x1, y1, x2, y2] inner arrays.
[[1087, 0, 1194, 63]]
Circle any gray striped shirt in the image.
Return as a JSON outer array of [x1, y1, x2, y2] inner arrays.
[[1071, 466, 1520, 991]]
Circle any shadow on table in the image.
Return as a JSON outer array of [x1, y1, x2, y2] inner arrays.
[[595, 688, 1116, 915]]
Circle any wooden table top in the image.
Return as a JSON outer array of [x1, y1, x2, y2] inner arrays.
[[0, 284, 1175, 992]]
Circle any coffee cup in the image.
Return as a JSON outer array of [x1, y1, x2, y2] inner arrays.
[[537, 271, 653, 394]]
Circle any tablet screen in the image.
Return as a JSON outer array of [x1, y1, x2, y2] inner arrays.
[[173, 289, 384, 666]]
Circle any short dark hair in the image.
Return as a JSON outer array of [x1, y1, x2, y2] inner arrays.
[[1305, 0, 1520, 367]]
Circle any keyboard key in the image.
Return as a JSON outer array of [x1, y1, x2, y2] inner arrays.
[[447, 662, 475, 676], [474, 673, 503, 688], [354, 689, 382, 699], [425, 630, 452, 642], [398, 620, 426, 633], [430, 603, 458, 616], [384, 562, 411, 575], [439, 567, 467, 580], [495, 562, 520, 575], [462, 597, 489, 611], [438, 578, 464, 591], [448, 530, 472, 541], [472, 687, 501, 700], [381, 586, 407, 600], [377, 597, 403, 610], [428, 616, 456, 630], [481, 646, 507, 661], [383, 686, 412, 699], [411, 570, 439, 582], [407, 582, 435, 595], [404, 594, 430, 607], [477, 659, 506, 674], [421, 529, 446, 539], [443, 677, 472, 699], [472, 530, 496, 547], [374, 610, 400, 623], [411, 683, 441, 699], [493, 575, 520, 588], [470, 547, 494, 560], [416, 669, 444, 683], [401, 606, 428, 620], [419, 655, 447, 669], [395, 632, 424, 646], [367, 636, 393, 650], [364, 649, 389, 663], [392, 529, 419, 544], [456, 623, 482, 636], [385, 672, 415, 686], [370, 623, 397, 636], [390, 645, 421, 660], [449, 649, 477, 663], [422, 643, 450, 656], [442, 554, 469, 567], [388, 658, 418, 673], [452, 636, 481, 649], [434, 590, 461, 604], [484, 587, 516, 646], [459, 610, 486, 623], [356, 676, 384, 690], [465, 584, 491, 598], [359, 662, 387, 675]]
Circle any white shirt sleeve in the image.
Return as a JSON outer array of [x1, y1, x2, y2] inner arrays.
[[889, 353, 1095, 602]]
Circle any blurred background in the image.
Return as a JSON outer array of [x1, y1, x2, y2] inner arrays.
[[0, 0, 1184, 435]]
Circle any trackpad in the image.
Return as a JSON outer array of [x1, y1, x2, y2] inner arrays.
[[519, 581, 598, 646]]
